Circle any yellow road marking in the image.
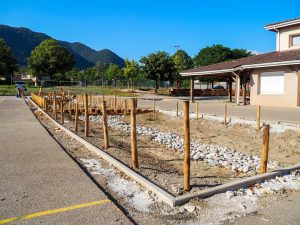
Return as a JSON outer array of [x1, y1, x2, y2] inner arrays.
[[0, 199, 111, 225]]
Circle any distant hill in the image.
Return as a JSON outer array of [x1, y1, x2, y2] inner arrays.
[[0, 25, 125, 69]]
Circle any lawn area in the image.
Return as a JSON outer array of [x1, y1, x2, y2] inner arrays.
[[0, 85, 138, 97]]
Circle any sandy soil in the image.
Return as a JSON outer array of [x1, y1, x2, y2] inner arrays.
[[123, 113, 300, 165]]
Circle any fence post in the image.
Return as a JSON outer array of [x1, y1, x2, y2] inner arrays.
[[84, 93, 89, 137], [196, 102, 199, 119], [53, 91, 57, 120], [102, 100, 109, 149], [114, 93, 117, 109], [60, 97, 64, 124], [130, 98, 138, 169], [257, 105, 261, 131], [153, 99, 155, 113], [75, 103, 79, 132], [261, 124, 270, 174], [183, 101, 190, 191], [124, 99, 127, 116], [224, 103, 227, 125]]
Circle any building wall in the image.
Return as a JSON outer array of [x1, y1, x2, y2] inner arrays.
[[278, 24, 300, 51], [250, 66, 299, 107]]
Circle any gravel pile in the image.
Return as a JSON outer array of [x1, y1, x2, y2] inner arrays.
[[89, 115, 281, 174]]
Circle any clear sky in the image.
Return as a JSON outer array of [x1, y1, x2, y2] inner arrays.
[[0, 0, 299, 60]]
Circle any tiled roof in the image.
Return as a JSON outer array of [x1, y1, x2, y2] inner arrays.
[[181, 49, 300, 74], [265, 18, 300, 27]]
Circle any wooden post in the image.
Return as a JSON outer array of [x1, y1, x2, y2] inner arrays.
[[196, 102, 199, 119], [229, 80, 232, 102], [114, 93, 117, 109], [68, 91, 72, 117], [224, 103, 227, 125], [53, 91, 57, 120], [124, 99, 127, 116], [183, 101, 190, 191], [102, 100, 109, 149], [130, 98, 138, 169], [176, 101, 179, 117], [44, 98, 47, 111], [261, 124, 270, 174], [257, 105, 261, 131], [153, 99, 155, 113], [84, 93, 89, 137], [60, 98, 64, 124], [75, 103, 79, 132], [190, 77, 194, 102]]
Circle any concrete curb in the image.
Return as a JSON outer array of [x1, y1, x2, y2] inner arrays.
[[27, 97, 176, 207], [27, 97, 300, 207], [174, 163, 300, 206]]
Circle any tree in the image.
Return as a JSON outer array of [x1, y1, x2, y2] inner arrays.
[[105, 63, 122, 87], [193, 44, 252, 67], [193, 44, 253, 85], [28, 39, 74, 81], [123, 59, 141, 91], [172, 49, 193, 90], [0, 39, 17, 83], [140, 51, 175, 93], [95, 62, 108, 86]]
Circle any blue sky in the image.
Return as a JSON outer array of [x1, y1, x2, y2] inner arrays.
[[0, 0, 299, 60]]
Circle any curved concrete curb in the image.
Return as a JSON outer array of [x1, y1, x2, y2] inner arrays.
[[27, 97, 300, 207]]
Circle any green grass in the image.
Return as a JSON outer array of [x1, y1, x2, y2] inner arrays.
[[0, 85, 137, 97]]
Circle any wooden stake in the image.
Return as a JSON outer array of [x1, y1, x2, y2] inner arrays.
[[196, 102, 199, 119], [60, 98, 64, 124], [176, 101, 179, 117], [114, 93, 117, 109], [130, 98, 138, 169], [84, 93, 89, 137], [257, 105, 261, 131], [53, 91, 57, 120], [102, 100, 109, 149], [153, 99, 155, 113], [75, 103, 79, 132], [183, 101, 190, 191], [124, 99, 127, 116], [224, 103, 227, 125], [261, 124, 270, 174]]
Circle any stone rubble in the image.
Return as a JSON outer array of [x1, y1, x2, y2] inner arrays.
[[89, 115, 281, 174]]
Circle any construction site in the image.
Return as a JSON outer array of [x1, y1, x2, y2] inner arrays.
[[1, 86, 299, 225]]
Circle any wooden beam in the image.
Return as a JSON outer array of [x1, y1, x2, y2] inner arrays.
[[102, 100, 109, 149], [130, 98, 138, 169], [84, 93, 89, 137], [183, 101, 190, 191]]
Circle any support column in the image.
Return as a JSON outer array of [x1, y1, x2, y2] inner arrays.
[[236, 76, 241, 105], [229, 80, 232, 102], [190, 76, 194, 102]]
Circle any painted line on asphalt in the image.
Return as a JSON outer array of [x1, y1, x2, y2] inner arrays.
[[0, 199, 111, 225]]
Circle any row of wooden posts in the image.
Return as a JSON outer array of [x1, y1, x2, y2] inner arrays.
[[32, 92, 270, 192]]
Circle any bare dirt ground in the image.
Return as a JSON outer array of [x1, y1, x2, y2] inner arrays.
[[60, 113, 243, 196], [123, 112, 300, 165]]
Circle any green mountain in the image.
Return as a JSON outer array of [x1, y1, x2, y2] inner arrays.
[[0, 25, 125, 69]]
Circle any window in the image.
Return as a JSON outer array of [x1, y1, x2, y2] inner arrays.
[[259, 72, 284, 95], [290, 34, 300, 47]]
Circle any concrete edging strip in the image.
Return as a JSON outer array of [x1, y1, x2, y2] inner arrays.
[[174, 163, 300, 206], [27, 97, 300, 207], [27, 97, 176, 207]]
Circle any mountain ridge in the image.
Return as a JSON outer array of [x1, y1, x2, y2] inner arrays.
[[0, 24, 125, 69]]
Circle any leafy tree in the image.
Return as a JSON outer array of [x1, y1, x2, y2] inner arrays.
[[123, 59, 141, 91], [193, 44, 252, 67], [28, 39, 74, 80], [193, 44, 253, 84], [0, 39, 17, 82], [172, 49, 193, 89], [140, 51, 175, 93], [105, 63, 122, 87], [95, 62, 108, 86]]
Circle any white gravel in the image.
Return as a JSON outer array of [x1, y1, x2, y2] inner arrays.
[[80, 158, 154, 212], [89, 115, 281, 174]]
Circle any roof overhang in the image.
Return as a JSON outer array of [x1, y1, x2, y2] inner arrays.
[[265, 19, 300, 31], [180, 60, 300, 77]]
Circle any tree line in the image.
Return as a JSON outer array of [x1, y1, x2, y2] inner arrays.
[[0, 38, 252, 91]]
